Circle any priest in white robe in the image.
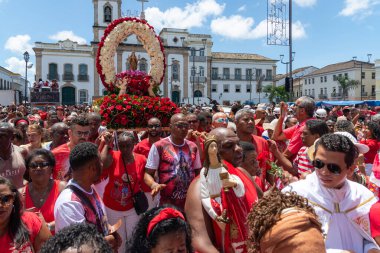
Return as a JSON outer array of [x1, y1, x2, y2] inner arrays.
[[283, 133, 379, 253]]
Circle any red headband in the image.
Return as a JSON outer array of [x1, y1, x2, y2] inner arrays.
[[146, 208, 185, 236], [16, 119, 29, 125]]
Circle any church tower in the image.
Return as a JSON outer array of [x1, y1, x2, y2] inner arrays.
[[93, 0, 122, 42]]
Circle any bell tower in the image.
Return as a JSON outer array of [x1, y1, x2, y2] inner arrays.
[[93, 0, 122, 42]]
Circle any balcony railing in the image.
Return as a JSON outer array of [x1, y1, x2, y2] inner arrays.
[[78, 74, 89, 81], [62, 73, 74, 81], [30, 89, 60, 103], [190, 76, 207, 83], [331, 93, 342, 98], [211, 74, 273, 81], [318, 94, 327, 99], [361, 91, 368, 97], [189, 56, 206, 62], [47, 73, 59, 81], [372, 91, 376, 96]]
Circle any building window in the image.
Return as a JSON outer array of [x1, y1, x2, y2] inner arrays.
[[172, 63, 179, 81], [194, 90, 202, 97], [324, 76, 327, 82], [309, 89, 311, 95], [234, 68, 242, 80], [79, 90, 88, 104], [104, 6, 112, 22], [212, 68, 218, 79], [333, 87, 336, 93], [333, 75, 337, 81], [63, 64, 74, 81], [324, 88, 327, 95], [338, 73, 342, 78], [191, 66, 196, 77], [372, 85, 376, 95], [246, 84, 251, 93], [235, 84, 241, 93], [312, 78, 315, 84], [320, 88, 323, 94], [48, 63, 58, 80], [78, 64, 88, 81], [320, 77, 323, 83], [305, 89, 307, 95], [372, 72, 376, 79], [223, 84, 229, 93], [312, 89, 315, 97], [344, 73, 348, 78], [362, 72, 365, 79], [139, 58, 147, 72], [246, 69, 253, 80], [223, 68, 230, 79], [212, 84, 217, 92], [266, 69, 272, 80], [0, 79, 2, 90], [199, 49, 205, 56], [199, 66, 205, 77], [256, 69, 262, 78], [190, 48, 196, 56]]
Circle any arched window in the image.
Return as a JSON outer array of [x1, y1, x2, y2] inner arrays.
[[194, 90, 202, 97], [48, 63, 58, 80], [104, 6, 112, 22], [139, 58, 147, 72]]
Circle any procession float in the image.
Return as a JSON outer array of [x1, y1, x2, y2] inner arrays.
[[95, 17, 179, 130]]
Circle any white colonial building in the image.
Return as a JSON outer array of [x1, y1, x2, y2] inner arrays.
[[302, 60, 376, 101], [33, 0, 277, 105], [0, 66, 26, 105]]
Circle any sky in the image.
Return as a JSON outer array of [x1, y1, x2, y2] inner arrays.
[[1, 0, 380, 84]]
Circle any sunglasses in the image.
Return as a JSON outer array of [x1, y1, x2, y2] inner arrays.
[[174, 123, 189, 129], [29, 161, 50, 170], [312, 159, 342, 175], [216, 118, 228, 123], [0, 194, 15, 207], [148, 124, 161, 129]]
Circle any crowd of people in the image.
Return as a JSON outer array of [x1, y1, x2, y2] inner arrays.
[[1, 97, 380, 252], [32, 79, 59, 92]]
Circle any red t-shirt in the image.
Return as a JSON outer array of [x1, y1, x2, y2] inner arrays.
[[251, 135, 272, 185], [52, 143, 70, 181], [283, 120, 307, 156], [256, 125, 264, 137], [25, 180, 60, 233], [370, 201, 380, 238], [103, 151, 147, 211], [0, 211, 42, 253], [134, 138, 157, 158], [360, 139, 379, 164]]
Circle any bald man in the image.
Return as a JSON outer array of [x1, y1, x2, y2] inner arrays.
[[185, 127, 258, 252], [145, 113, 202, 210]]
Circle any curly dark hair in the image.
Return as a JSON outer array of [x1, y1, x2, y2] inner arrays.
[[69, 115, 89, 129], [69, 142, 99, 171], [305, 119, 329, 137], [366, 121, 380, 141], [247, 188, 317, 252], [24, 149, 56, 182], [0, 176, 30, 249], [39, 223, 112, 253], [314, 133, 359, 167], [128, 205, 193, 253], [335, 120, 356, 138]]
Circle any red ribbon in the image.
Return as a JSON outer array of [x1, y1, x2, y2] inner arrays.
[[146, 208, 185, 236]]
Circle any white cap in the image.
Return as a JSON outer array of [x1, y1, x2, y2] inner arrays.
[[315, 108, 327, 118], [273, 107, 280, 114]]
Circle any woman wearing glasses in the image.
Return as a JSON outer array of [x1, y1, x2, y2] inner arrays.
[[21, 149, 67, 234], [0, 176, 51, 252]]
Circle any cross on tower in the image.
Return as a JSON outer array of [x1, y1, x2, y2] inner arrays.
[[137, 0, 149, 20]]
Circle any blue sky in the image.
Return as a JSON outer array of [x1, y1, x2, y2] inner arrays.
[[1, 0, 380, 82]]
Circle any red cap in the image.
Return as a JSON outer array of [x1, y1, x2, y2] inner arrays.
[[57, 106, 63, 110], [375, 106, 380, 112], [343, 106, 350, 110]]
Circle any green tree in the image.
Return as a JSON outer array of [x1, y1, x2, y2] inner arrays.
[[263, 85, 290, 102], [336, 76, 359, 101]]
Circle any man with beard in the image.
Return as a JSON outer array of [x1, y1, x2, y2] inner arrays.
[[43, 122, 69, 151], [134, 117, 162, 158], [185, 127, 258, 252], [52, 116, 90, 181], [145, 113, 202, 210]]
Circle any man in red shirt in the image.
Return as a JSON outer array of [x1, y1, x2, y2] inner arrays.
[[235, 108, 272, 187], [134, 117, 162, 158], [272, 97, 315, 160], [255, 106, 266, 136], [52, 116, 90, 181]]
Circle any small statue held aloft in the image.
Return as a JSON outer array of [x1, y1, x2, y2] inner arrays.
[[128, 52, 138, 71]]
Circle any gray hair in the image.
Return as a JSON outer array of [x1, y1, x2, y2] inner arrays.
[[235, 108, 254, 123], [372, 114, 380, 124], [298, 96, 315, 118]]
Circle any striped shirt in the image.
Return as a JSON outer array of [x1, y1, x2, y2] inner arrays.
[[294, 146, 314, 174]]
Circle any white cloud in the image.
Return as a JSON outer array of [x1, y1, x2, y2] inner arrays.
[[293, 0, 317, 7], [238, 5, 246, 12], [5, 57, 36, 82], [339, 0, 380, 17], [210, 15, 307, 40], [4, 34, 33, 54], [145, 0, 225, 30], [49, 31, 87, 44]]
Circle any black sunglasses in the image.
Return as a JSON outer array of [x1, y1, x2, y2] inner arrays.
[[147, 124, 161, 129], [29, 161, 50, 170], [312, 159, 341, 175], [0, 194, 15, 206]]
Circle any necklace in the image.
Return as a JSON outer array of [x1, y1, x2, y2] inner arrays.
[[30, 179, 52, 205]]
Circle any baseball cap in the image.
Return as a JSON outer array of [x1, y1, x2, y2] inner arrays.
[[315, 109, 327, 118]]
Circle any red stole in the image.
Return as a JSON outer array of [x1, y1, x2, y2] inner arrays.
[[215, 160, 258, 253]]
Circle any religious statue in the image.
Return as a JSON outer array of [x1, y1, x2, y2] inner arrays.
[[128, 52, 138, 71]]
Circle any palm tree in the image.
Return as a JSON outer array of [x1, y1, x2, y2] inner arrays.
[[263, 85, 290, 102], [336, 76, 359, 101]]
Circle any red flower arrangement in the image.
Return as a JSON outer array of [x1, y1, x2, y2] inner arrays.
[[115, 70, 151, 96], [98, 94, 180, 129]]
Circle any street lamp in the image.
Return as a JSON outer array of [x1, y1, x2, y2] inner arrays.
[[280, 52, 295, 99], [23, 51, 30, 106], [353, 54, 372, 101], [191, 38, 207, 105]]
